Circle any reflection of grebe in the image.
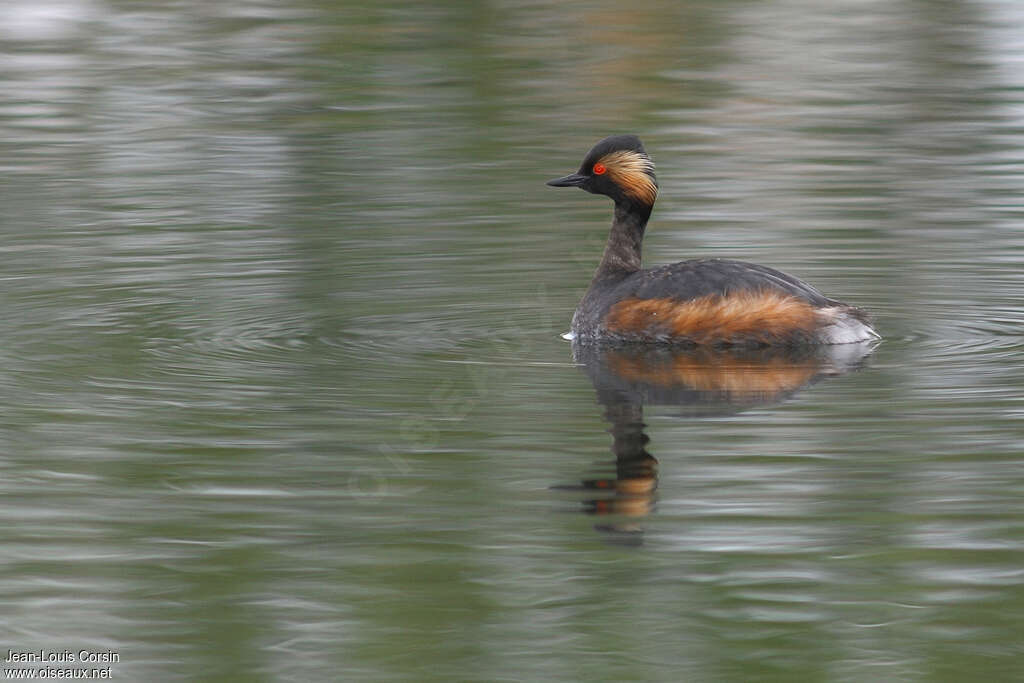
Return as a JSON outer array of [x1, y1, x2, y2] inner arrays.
[[563, 342, 876, 542], [548, 135, 879, 346], [576, 342, 875, 414], [553, 396, 657, 523]]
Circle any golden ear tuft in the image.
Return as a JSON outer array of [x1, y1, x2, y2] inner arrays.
[[597, 150, 658, 205]]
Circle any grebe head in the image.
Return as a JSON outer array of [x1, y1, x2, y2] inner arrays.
[[547, 134, 658, 207]]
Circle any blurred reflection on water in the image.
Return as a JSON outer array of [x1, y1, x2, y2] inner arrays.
[[1, 0, 1024, 680], [563, 343, 875, 543]]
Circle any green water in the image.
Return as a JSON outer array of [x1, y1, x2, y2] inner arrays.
[[3, 0, 1024, 680]]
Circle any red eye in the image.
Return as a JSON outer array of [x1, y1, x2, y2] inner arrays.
[[593, 162, 607, 175]]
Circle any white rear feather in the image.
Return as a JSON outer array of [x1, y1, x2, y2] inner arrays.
[[816, 307, 880, 344]]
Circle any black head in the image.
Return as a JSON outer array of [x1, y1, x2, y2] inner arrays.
[[547, 135, 658, 206]]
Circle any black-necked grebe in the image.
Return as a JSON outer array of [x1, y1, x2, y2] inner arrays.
[[548, 135, 879, 346]]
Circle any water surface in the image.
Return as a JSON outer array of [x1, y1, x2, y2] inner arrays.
[[2, 0, 1024, 680]]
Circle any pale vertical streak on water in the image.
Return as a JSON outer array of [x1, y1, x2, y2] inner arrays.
[[0, 0, 1022, 681]]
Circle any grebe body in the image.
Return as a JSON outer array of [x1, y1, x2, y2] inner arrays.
[[548, 135, 878, 347]]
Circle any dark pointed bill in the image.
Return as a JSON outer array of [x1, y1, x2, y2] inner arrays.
[[546, 172, 586, 187]]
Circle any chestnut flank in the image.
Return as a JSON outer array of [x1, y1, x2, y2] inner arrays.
[[604, 291, 821, 345]]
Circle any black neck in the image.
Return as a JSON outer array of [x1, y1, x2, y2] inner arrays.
[[595, 200, 652, 277]]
